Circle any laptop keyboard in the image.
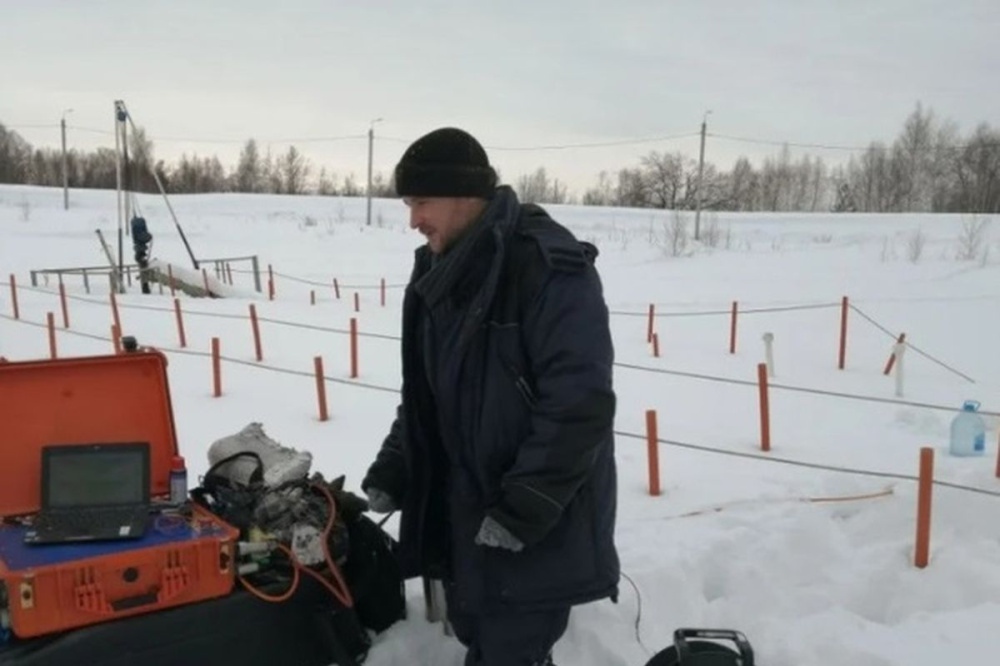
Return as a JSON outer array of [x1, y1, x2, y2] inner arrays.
[[35, 507, 146, 535]]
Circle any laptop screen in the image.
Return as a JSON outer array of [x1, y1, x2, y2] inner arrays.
[[43, 443, 150, 509]]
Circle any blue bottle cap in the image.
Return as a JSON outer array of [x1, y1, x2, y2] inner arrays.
[[962, 400, 980, 412]]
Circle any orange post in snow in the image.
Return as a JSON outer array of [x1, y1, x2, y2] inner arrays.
[[9, 275, 18, 319], [350, 318, 359, 379], [314, 356, 329, 422], [758, 362, 771, 452], [249, 304, 263, 361], [652, 332, 660, 358], [381, 278, 386, 307], [729, 301, 738, 354], [646, 304, 655, 343], [59, 281, 70, 329], [112, 325, 122, 354], [47, 312, 57, 359], [883, 333, 906, 375], [174, 298, 187, 348], [212, 337, 222, 397], [914, 447, 935, 568], [646, 409, 661, 496], [311, 290, 316, 306], [110, 290, 122, 336], [838, 296, 849, 370], [334, 278, 341, 300]]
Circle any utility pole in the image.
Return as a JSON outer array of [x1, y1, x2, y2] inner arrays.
[[114, 100, 128, 292], [61, 109, 73, 210], [694, 110, 712, 242], [366, 117, 383, 227]]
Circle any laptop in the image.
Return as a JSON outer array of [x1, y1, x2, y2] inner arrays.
[[24, 442, 151, 545]]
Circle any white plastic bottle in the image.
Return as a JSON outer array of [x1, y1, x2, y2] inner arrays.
[[949, 400, 986, 457]]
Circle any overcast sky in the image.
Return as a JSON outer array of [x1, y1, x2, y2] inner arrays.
[[2, 0, 997, 193]]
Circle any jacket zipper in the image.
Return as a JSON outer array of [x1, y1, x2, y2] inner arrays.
[[502, 357, 537, 407]]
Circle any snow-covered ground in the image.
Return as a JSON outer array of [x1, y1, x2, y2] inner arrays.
[[1, 184, 998, 665]]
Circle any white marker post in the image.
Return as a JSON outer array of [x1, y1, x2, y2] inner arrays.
[[763, 332, 775, 378]]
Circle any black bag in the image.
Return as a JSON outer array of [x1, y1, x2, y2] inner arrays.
[[343, 513, 406, 633], [645, 629, 755, 666]]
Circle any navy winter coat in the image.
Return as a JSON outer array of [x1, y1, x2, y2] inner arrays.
[[363, 187, 618, 613]]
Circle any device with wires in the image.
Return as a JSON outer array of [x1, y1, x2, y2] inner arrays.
[[191, 452, 354, 609]]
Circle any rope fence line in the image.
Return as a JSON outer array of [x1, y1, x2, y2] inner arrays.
[[2, 282, 405, 342], [849, 303, 976, 384], [2, 312, 997, 499], [267, 270, 407, 291], [0, 312, 400, 396], [613, 361, 1000, 417], [3, 286, 996, 416], [614, 430, 1000, 499], [610, 302, 840, 318]]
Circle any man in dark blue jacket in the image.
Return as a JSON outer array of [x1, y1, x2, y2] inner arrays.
[[362, 128, 618, 666]]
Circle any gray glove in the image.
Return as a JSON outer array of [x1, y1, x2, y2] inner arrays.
[[365, 487, 398, 514], [475, 515, 524, 552]]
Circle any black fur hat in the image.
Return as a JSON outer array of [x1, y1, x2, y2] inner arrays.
[[394, 127, 497, 198]]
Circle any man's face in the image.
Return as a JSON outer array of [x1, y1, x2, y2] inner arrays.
[[405, 197, 485, 254]]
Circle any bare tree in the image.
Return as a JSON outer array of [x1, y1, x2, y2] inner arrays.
[[317, 168, 337, 196], [615, 168, 649, 208], [235, 139, 261, 193], [662, 210, 690, 257], [341, 173, 362, 197], [515, 167, 567, 204], [640, 151, 687, 209], [906, 228, 927, 263], [895, 102, 936, 212], [582, 171, 615, 206], [279, 146, 309, 195], [955, 216, 990, 261]]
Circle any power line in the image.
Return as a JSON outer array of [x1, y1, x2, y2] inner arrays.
[[65, 125, 367, 145], [5, 123, 60, 130], [708, 133, 870, 152], [709, 132, 1000, 154], [485, 132, 701, 152], [378, 132, 701, 151], [22, 124, 1000, 156]]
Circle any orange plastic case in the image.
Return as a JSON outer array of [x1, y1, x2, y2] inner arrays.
[[0, 352, 180, 517], [0, 505, 237, 638], [0, 351, 238, 638]]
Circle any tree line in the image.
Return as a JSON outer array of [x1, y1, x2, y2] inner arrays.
[[0, 127, 395, 198], [571, 104, 999, 214], [1, 103, 997, 212]]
